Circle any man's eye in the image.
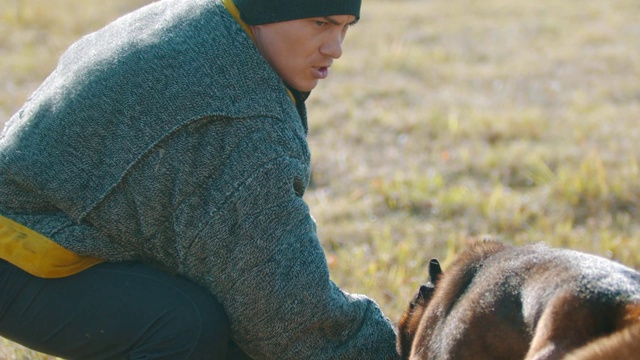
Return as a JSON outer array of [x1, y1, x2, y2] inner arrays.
[[315, 20, 327, 27]]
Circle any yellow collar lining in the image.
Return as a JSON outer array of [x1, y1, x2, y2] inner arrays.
[[222, 0, 255, 42]]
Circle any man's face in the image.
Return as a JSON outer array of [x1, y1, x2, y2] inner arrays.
[[251, 15, 358, 92]]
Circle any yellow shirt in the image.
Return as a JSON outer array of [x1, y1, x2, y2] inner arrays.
[[0, 215, 103, 278]]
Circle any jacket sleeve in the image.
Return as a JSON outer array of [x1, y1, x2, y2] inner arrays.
[[183, 154, 399, 359]]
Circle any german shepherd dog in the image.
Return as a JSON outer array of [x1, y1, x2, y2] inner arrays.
[[397, 240, 640, 360]]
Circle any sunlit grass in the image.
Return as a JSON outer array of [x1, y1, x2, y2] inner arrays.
[[1, 338, 56, 360], [308, 0, 640, 319], [1, 0, 639, 357]]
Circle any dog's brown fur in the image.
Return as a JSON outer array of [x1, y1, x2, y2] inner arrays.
[[398, 240, 640, 360]]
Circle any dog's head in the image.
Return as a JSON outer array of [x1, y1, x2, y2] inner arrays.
[[397, 259, 443, 359]]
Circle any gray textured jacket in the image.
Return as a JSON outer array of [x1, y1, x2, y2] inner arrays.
[[0, 0, 398, 358]]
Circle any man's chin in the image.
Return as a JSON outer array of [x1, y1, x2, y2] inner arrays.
[[285, 77, 319, 93]]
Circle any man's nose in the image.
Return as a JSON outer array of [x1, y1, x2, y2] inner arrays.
[[320, 34, 344, 59]]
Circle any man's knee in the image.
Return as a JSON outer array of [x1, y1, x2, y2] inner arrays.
[[130, 286, 231, 359]]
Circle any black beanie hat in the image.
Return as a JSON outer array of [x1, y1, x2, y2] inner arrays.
[[234, 0, 362, 25]]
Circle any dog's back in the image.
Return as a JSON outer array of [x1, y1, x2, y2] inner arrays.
[[399, 240, 640, 360]]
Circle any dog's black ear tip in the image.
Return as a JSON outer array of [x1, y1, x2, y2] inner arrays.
[[418, 284, 432, 299], [429, 258, 443, 273], [428, 258, 443, 284]]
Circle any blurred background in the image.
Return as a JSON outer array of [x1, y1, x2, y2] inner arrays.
[[1, 0, 639, 358]]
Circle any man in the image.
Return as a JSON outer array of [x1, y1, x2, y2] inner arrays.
[[0, 0, 399, 358]]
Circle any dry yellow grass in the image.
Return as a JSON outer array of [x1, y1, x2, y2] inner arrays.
[[1, 0, 639, 358], [309, 0, 640, 318]]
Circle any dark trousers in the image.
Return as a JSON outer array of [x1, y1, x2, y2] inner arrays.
[[0, 260, 250, 359]]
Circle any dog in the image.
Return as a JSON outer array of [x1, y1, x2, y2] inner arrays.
[[397, 239, 640, 360]]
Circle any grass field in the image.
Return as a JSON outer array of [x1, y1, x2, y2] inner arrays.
[[1, 0, 639, 358]]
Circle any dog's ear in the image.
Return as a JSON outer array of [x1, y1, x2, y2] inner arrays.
[[417, 284, 432, 302], [414, 259, 442, 304], [398, 259, 444, 359], [428, 259, 443, 286]]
